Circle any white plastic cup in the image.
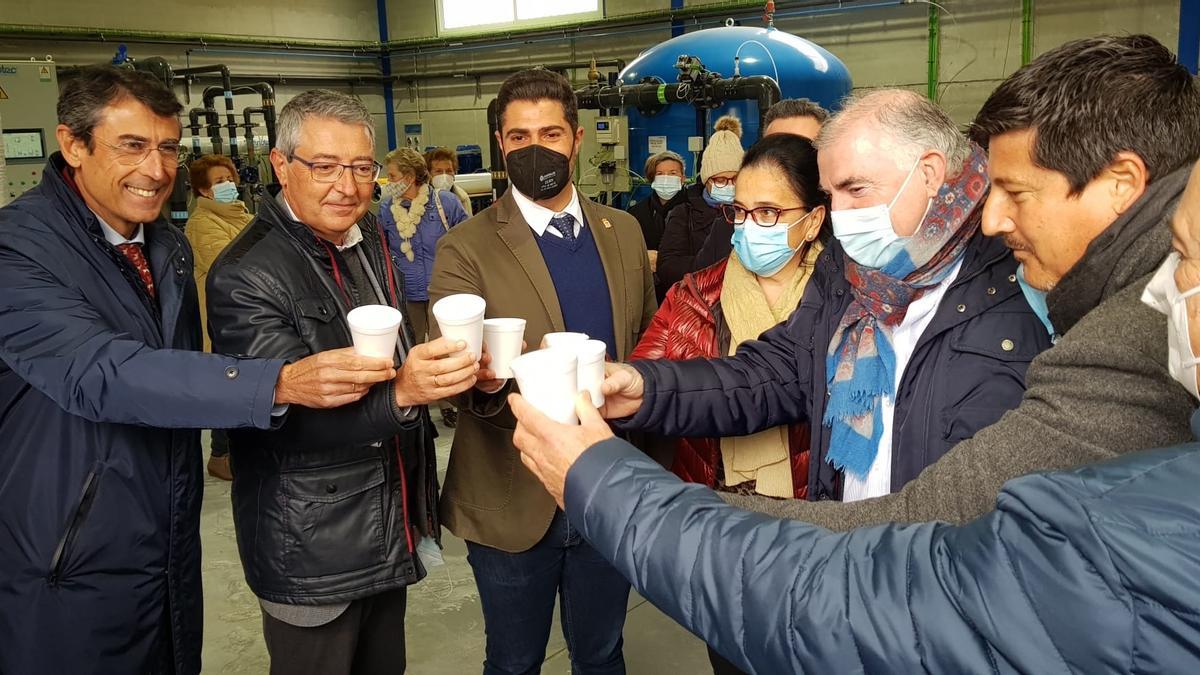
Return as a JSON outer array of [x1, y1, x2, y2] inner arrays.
[[432, 294, 486, 360], [510, 348, 579, 425], [346, 304, 403, 358], [483, 318, 527, 379], [576, 339, 607, 408], [543, 331, 590, 350]]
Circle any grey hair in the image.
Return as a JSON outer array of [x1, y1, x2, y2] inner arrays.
[[816, 89, 970, 172], [275, 89, 375, 156], [643, 150, 687, 179]]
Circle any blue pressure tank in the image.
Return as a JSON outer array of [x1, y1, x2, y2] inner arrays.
[[620, 25, 852, 181]]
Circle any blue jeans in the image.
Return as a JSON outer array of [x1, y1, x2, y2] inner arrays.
[[466, 510, 630, 675]]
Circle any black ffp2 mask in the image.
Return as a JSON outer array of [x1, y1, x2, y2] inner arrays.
[[505, 144, 572, 201]]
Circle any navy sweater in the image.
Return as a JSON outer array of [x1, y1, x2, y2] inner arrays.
[[534, 217, 617, 358]]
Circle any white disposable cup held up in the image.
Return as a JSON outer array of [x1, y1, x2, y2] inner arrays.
[[543, 331, 590, 350], [482, 318, 527, 379], [510, 348, 579, 425], [346, 304, 403, 359], [576, 339, 607, 408], [432, 294, 486, 361]]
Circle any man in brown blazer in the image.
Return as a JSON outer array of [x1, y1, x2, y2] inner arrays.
[[428, 69, 655, 674]]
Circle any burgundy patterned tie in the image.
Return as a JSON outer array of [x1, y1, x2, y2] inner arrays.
[[116, 243, 157, 300]]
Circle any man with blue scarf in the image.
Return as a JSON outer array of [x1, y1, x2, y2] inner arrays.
[[620, 88, 1053, 511]]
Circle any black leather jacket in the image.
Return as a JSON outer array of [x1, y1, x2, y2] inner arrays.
[[206, 192, 439, 605]]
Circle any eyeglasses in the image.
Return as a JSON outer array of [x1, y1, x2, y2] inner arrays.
[[289, 154, 382, 184], [708, 175, 736, 188], [722, 204, 809, 227], [90, 135, 184, 167]]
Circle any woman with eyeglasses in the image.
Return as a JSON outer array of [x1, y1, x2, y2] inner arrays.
[[656, 115, 745, 294], [379, 147, 468, 427], [630, 133, 826, 674]]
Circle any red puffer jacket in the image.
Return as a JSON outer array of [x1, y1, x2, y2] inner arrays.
[[630, 259, 810, 499]]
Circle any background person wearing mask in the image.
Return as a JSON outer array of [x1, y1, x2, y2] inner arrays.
[[629, 134, 826, 675], [1146, 159, 1200, 396], [657, 115, 743, 292], [381, 147, 468, 428], [626, 150, 688, 291], [186, 153, 254, 481], [425, 146, 474, 217], [695, 99, 829, 271], [428, 68, 655, 675], [603, 88, 1055, 517]]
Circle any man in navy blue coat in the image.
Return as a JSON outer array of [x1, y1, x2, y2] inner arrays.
[[0, 66, 397, 674]]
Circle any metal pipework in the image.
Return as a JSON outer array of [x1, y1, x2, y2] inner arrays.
[[203, 82, 277, 152], [186, 107, 222, 156], [176, 64, 240, 159], [486, 98, 506, 197], [575, 74, 782, 133]]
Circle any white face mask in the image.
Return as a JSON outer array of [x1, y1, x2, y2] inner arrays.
[[829, 157, 927, 270], [1142, 252, 1200, 400], [431, 174, 454, 191]]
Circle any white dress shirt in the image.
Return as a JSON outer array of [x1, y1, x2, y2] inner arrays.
[[511, 184, 584, 239], [94, 214, 145, 246], [842, 258, 964, 502]]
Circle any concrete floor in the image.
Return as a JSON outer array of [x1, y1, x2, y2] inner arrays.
[[198, 420, 711, 674]]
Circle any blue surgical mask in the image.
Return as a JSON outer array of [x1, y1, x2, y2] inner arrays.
[[829, 157, 926, 270], [731, 212, 811, 277], [706, 183, 736, 205], [1016, 264, 1055, 336], [211, 181, 239, 204], [651, 175, 683, 201]]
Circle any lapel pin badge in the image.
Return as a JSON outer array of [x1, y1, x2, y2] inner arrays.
[[602, 218, 613, 229]]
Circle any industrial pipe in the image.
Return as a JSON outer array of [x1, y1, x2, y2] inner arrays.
[[0, 22, 373, 51], [927, 1, 940, 100], [203, 83, 276, 152], [575, 75, 782, 132], [187, 107, 222, 156], [184, 71, 393, 85], [486, 98, 507, 197], [390, 59, 626, 83], [177, 65, 240, 160], [242, 107, 265, 158], [1021, 0, 1034, 66]]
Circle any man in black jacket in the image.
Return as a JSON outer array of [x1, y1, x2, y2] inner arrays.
[[207, 90, 482, 675]]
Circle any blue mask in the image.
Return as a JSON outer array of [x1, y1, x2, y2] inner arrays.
[[212, 181, 239, 204], [731, 212, 811, 277], [651, 175, 683, 201], [706, 183, 735, 205], [829, 157, 925, 270], [1016, 264, 1055, 336]]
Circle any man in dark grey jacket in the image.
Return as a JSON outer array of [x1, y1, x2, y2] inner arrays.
[[591, 34, 1200, 532]]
